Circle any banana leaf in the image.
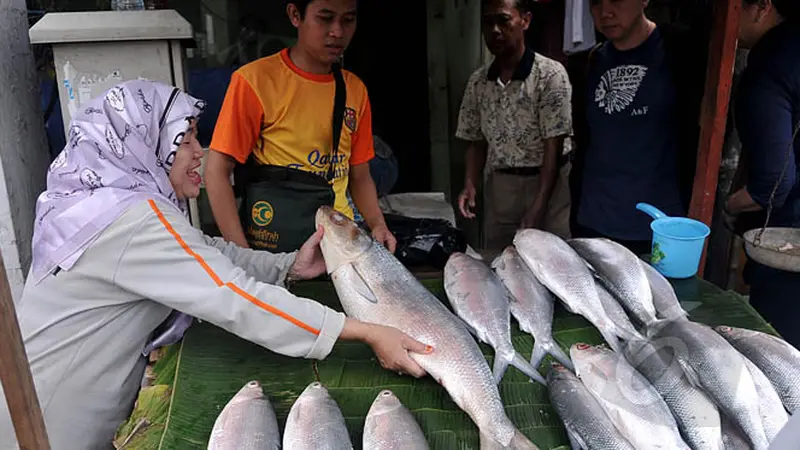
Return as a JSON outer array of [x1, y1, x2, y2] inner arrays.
[[117, 276, 773, 450]]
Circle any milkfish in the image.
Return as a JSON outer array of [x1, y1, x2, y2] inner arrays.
[[362, 390, 429, 450], [316, 206, 539, 449], [492, 246, 573, 372], [547, 363, 635, 450], [571, 343, 690, 450], [568, 238, 658, 327], [651, 320, 769, 450], [623, 339, 723, 450], [513, 229, 630, 352], [444, 252, 547, 385], [207, 380, 281, 450], [283, 382, 352, 450], [639, 260, 688, 321], [715, 325, 800, 414]]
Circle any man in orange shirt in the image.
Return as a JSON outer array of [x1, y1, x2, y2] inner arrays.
[[205, 0, 396, 254]]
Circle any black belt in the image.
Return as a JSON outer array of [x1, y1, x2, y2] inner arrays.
[[495, 152, 572, 176]]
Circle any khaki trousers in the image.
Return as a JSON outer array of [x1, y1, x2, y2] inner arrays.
[[482, 163, 572, 256]]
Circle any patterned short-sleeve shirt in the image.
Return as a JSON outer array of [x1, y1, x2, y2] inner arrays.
[[456, 49, 573, 173]]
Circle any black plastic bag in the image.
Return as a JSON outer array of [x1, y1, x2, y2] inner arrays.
[[382, 213, 467, 269]]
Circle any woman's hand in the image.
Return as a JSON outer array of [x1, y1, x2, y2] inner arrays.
[[340, 318, 433, 378], [287, 227, 327, 281]]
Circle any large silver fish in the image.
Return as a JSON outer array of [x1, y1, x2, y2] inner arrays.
[[445, 252, 547, 385], [715, 325, 800, 414], [547, 363, 635, 450], [595, 281, 644, 341], [651, 320, 768, 450], [492, 246, 573, 372], [571, 343, 690, 450], [568, 238, 658, 327], [639, 260, 688, 321], [741, 357, 788, 442], [283, 382, 352, 450], [362, 390, 429, 450], [316, 207, 538, 450], [207, 380, 281, 450], [623, 340, 723, 450], [513, 229, 626, 352]]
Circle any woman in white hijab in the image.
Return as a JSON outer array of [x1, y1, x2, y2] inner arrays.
[[0, 80, 431, 449]]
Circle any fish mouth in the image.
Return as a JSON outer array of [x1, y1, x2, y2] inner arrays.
[[315, 205, 343, 229], [575, 343, 591, 351]]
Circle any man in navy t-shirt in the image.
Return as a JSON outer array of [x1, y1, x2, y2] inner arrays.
[[572, 0, 706, 254]]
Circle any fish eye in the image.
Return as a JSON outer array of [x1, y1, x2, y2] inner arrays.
[[331, 213, 347, 225]]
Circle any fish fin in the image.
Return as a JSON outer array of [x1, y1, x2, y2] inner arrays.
[[598, 327, 623, 353], [530, 342, 548, 371], [480, 430, 540, 450], [492, 354, 511, 385], [564, 424, 587, 450], [545, 342, 575, 372], [509, 430, 540, 450], [456, 316, 480, 337], [510, 352, 548, 386], [644, 318, 672, 339], [675, 357, 703, 389], [349, 264, 379, 304]]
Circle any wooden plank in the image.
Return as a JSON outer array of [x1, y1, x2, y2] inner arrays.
[[0, 251, 50, 449], [426, 0, 452, 198], [689, 0, 741, 277]]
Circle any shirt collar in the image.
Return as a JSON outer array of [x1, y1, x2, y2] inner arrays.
[[487, 47, 536, 82]]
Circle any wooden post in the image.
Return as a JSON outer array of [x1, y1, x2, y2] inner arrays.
[[689, 0, 741, 277], [0, 250, 50, 449]]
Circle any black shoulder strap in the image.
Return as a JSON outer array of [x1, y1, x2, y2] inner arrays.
[[327, 63, 347, 182]]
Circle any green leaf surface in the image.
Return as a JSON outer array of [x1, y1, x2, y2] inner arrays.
[[120, 276, 770, 450]]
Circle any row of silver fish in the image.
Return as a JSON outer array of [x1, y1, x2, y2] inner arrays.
[[501, 229, 800, 450], [207, 380, 429, 450]]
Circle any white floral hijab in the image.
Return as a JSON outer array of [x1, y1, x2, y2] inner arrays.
[[31, 79, 205, 283]]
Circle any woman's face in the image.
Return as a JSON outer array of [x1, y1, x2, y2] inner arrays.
[[169, 123, 204, 200]]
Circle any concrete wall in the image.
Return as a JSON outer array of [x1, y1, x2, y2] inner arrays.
[[0, 0, 52, 300]]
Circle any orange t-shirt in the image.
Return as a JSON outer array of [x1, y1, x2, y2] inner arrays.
[[210, 48, 375, 218]]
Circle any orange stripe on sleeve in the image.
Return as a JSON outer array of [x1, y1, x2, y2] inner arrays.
[[147, 199, 321, 336]]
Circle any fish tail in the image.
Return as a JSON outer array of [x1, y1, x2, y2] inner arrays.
[[509, 430, 540, 449], [510, 352, 548, 386], [479, 430, 540, 450], [598, 327, 624, 353], [544, 342, 574, 372], [492, 353, 511, 385], [530, 342, 549, 371]]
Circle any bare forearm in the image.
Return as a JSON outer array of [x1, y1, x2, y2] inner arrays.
[[465, 141, 488, 188], [350, 165, 386, 230], [205, 152, 249, 248], [338, 317, 372, 342], [531, 137, 562, 211]]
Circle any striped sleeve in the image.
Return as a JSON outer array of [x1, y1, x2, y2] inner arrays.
[[113, 199, 345, 360]]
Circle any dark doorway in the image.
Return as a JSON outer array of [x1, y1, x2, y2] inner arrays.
[[344, 2, 432, 194]]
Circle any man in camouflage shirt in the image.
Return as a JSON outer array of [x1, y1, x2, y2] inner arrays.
[[456, 0, 573, 254]]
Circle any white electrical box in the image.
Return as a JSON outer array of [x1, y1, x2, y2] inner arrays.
[[29, 10, 203, 228], [29, 10, 193, 136]]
